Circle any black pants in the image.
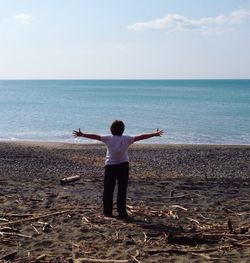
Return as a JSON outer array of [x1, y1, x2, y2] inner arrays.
[[103, 162, 129, 217]]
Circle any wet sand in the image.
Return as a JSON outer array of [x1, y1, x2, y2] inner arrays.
[[0, 142, 250, 262]]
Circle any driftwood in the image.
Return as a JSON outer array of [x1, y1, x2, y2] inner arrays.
[[170, 205, 188, 211], [0, 231, 31, 238], [0, 210, 70, 227], [131, 250, 140, 263], [36, 254, 48, 261], [60, 175, 80, 184], [0, 218, 9, 222], [186, 217, 200, 224], [0, 213, 33, 218], [74, 258, 128, 263]]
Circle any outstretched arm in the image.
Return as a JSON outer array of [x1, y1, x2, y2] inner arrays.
[[73, 128, 101, 141], [134, 129, 164, 142]]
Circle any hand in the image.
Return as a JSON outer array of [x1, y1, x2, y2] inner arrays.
[[155, 128, 164, 137], [73, 128, 83, 137]]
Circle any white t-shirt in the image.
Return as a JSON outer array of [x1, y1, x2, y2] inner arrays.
[[100, 135, 134, 165]]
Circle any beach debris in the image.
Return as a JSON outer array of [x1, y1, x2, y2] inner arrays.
[[0, 210, 70, 227], [0, 213, 33, 218], [37, 221, 53, 233], [170, 205, 188, 211], [0, 218, 9, 222], [131, 250, 141, 263], [31, 223, 40, 234], [36, 254, 47, 261], [1, 143, 250, 262], [60, 175, 81, 185], [74, 259, 129, 263], [115, 230, 120, 240], [127, 204, 172, 218], [0, 231, 32, 238], [186, 217, 200, 225], [169, 210, 179, 220], [82, 216, 90, 223], [0, 226, 17, 232]]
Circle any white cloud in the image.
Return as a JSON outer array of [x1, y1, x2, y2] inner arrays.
[[128, 9, 250, 34], [14, 13, 32, 24], [3, 18, 11, 23]]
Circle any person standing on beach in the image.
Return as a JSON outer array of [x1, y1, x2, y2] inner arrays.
[[73, 120, 164, 221]]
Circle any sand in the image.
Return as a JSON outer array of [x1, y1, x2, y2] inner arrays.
[[0, 141, 250, 262]]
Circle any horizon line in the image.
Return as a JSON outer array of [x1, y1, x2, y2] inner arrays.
[[0, 78, 250, 81]]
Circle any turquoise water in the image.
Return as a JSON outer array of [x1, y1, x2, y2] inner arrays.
[[0, 80, 249, 144]]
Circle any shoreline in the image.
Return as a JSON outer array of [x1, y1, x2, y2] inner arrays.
[[0, 141, 250, 262], [1, 141, 249, 180], [1, 139, 250, 148]]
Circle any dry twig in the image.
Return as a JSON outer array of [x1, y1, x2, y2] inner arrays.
[[74, 258, 128, 263], [0, 210, 70, 227]]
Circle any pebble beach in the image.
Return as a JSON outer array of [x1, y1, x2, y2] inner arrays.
[[0, 141, 250, 262]]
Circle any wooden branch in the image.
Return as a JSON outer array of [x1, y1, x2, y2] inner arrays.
[[0, 210, 70, 227], [60, 175, 80, 184], [131, 250, 140, 263], [0, 213, 33, 218], [0, 218, 9, 222], [186, 217, 200, 224], [0, 231, 31, 238], [74, 258, 128, 263], [170, 205, 188, 211], [31, 223, 40, 234]]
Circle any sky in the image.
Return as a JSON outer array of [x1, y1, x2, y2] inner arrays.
[[0, 0, 250, 79]]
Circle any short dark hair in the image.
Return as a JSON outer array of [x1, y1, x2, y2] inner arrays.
[[110, 120, 125, 136]]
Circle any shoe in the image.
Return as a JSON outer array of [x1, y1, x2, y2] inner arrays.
[[118, 215, 134, 223], [104, 213, 113, 218]]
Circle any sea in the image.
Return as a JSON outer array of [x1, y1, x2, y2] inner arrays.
[[0, 79, 249, 145]]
